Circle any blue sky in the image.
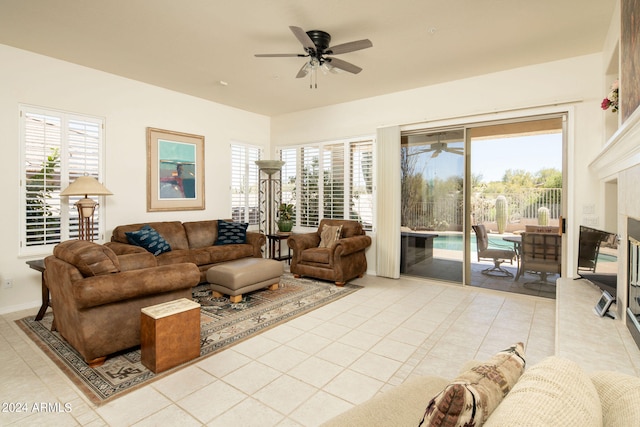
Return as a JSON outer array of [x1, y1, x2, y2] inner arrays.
[[418, 133, 563, 183], [472, 133, 562, 182]]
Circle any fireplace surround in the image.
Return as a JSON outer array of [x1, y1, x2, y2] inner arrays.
[[627, 217, 640, 347]]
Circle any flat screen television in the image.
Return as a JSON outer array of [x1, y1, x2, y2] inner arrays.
[[577, 225, 618, 298]]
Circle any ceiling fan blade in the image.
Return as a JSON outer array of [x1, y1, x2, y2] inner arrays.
[[255, 53, 305, 57], [326, 57, 362, 74], [289, 26, 315, 50], [296, 62, 310, 78], [327, 39, 373, 55]]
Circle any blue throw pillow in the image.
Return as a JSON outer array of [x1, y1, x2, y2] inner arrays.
[[125, 224, 172, 256], [215, 220, 248, 245]]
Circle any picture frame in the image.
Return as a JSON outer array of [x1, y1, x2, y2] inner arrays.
[[146, 127, 205, 212], [621, 0, 640, 123], [593, 290, 616, 318]]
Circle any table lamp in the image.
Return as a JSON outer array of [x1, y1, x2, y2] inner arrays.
[[60, 175, 113, 241]]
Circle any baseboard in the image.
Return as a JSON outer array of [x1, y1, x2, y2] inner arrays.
[[0, 300, 40, 316]]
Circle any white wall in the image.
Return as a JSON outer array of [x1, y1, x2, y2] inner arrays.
[[0, 44, 270, 313], [0, 43, 607, 313], [272, 54, 606, 281]]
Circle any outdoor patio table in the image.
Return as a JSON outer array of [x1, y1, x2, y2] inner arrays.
[[502, 235, 522, 280]]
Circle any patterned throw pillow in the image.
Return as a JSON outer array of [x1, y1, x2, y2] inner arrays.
[[419, 343, 526, 427], [125, 224, 172, 256], [319, 224, 343, 248], [214, 220, 248, 245]]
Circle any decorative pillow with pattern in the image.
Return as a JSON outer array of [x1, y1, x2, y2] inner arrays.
[[419, 342, 526, 427], [125, 224, 172, 256], [319, 224, 343, 248], [214, 220, 248, 245]]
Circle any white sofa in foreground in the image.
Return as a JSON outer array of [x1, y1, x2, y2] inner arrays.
[[322, 347, 640, 427]]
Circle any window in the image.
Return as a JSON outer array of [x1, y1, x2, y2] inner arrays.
[[230, 143, 261, 224], [278, 138, 374, 230], [350, 140, 374, 229], [20, 105, 105, 255]]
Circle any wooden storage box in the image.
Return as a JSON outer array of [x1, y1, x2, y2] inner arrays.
[[141, 298, 201, 373]]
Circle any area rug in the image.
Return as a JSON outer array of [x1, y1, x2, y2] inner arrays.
[[16, 273, 361, 405]]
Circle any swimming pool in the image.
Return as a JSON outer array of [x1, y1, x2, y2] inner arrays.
[[431, 234, 507, 251]]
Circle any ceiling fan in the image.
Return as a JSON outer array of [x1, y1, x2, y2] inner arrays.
[[408, 134, 464, 158], [424, 142, 464, 158], [255, 26, 373, 88]]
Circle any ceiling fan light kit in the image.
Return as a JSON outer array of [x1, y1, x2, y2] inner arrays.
[[255, 26, 372, 88]]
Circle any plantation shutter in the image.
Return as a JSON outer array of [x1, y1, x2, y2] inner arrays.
[[300, 146, 320, 227], [279, 148, 297, 222], [230, 143, 261, 224], [350, 140, 374, 230], [323, 143, 345, 219], [20, 106, 104, 255]]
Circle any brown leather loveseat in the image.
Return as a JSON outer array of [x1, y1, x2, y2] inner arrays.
[[44, 240, 200, 366]]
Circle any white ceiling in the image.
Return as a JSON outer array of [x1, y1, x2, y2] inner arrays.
[[0, 0, 615, 116]]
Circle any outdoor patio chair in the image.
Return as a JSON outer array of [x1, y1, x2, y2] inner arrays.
[[518, 232, 562, 285], [472, 224, 516, 278]]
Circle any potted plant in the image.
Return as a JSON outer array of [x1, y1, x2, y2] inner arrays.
[[277, 203, 294, 232]]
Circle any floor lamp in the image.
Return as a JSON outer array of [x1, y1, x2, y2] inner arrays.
[[60, 175, 113, 241], [255, 160, 284, 236]]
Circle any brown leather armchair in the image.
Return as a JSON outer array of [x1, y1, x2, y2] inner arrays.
[[287, 219, 372, 286], [44, 240, 200, 367]]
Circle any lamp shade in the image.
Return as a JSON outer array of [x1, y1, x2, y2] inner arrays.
[[255, 160, 285, 176], [60, 176, 113, 197]]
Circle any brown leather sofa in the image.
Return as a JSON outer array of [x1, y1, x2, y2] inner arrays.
[[44, 240, 200, 367], [106, 220, 266, 283], [287, 219, 371, 285]]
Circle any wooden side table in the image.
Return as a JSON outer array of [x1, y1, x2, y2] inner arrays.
[[141, 298, 201, 373], [267, 233, 292, 263], [26, 259, 50, 321]]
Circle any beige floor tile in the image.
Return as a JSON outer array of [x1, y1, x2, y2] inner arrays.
[[387, 326, 430, 346], [370, 337, 418, 362], [222, 360, 282, 395], [315, 341, 366, 367], [96, 386, 171, 427], [232, 334, 281, 359], [196, 348, 251, 378], [208, 397, 285, 427], [288, 356, 343, 388], [309, 321, 351, 341], [152, 365, 216, 401], [329, 311, 368, 329], [337, 329, 380, 351], [286, 332, 332, 355], [260, 323, 306, 344], [289, 390, 352, 427], [132, 404, 201, 427], [258, 344, 309, 373], [350, 352, 402, 382], [252, 374, 317, 414], [177, 380, 247, 424], [323, 369, 384, 404]]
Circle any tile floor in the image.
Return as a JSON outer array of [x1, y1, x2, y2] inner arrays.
[[0, 273, 631, 426]]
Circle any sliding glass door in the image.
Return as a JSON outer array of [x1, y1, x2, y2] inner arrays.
[[400, 115, 565, 295], [400, 129, 465, 282]]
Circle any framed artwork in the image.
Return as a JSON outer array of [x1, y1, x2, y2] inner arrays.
[[621, 0, 640, 123], [146, 127, 205, 211]]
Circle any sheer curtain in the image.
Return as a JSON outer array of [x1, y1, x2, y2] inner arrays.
[[375, 125, 401, 278]]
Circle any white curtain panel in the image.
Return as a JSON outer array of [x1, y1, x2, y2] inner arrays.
[[375, 125, 401, 279]]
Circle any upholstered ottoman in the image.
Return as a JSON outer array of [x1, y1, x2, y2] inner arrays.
[[206, 258, 283, 303]]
